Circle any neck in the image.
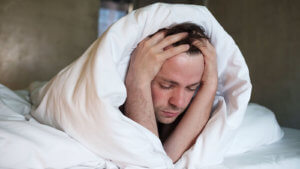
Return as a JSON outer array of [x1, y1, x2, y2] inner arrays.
[[157, 113, 184, 143]]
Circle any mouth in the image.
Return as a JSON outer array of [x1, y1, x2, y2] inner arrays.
[[162, 111, 179, 118]]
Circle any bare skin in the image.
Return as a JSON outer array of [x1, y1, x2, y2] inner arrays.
[[160, 40, 218, 162], [124, 31, 217, 162], [125, 31, 190, 136]]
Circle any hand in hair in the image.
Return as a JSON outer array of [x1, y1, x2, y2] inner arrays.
[[193, 39, 218, 90], [124, 31, 189, 136], [125, 31, 190, 88]]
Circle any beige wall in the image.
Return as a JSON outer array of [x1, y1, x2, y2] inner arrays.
[[0, 0, 299, 128], [0, 0, 99, 89], [207, 0, 300, 129]]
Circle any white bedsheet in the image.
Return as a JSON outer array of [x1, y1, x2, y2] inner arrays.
[[207, 128, 300, 169]]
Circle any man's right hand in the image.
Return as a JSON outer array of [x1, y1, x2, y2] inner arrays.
[[125, 31, 190, 89], [124, 31, 190, 136]]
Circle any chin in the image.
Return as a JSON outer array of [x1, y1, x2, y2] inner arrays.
[[158, 117, 176, 124]]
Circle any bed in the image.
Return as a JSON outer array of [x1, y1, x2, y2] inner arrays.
[[211, 127, 300, 169], [0, 83, 299, 169]]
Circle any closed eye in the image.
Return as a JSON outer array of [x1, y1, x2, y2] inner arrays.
[[187, 84, 200, 91], [159, 83, 173, 89]]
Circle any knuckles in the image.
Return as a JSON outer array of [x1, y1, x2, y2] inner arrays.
[[148, 47, 156, 56], [152, 53, 161, 62], [142, 40, 150, 48], [137, 42, 146, 49]]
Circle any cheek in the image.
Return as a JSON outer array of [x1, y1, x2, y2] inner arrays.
[[185, 92, 195, 105], [151, 84, 169, 106]]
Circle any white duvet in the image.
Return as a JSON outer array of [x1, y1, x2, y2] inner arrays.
[[0, 84, 118, 169], [28, 3, 253, 169], [0, 85, 285, 168]]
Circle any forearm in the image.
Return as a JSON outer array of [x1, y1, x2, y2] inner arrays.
[[163, 85, 216, 162], [124, 84, 158, 136]]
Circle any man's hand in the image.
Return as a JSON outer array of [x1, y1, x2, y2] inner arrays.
[[193, 39, 218, 90], [124, 31, 190, 136], [126, 31, 189, 88]]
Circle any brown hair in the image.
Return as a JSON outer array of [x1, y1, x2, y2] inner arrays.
[[158, 22, 209, 55]]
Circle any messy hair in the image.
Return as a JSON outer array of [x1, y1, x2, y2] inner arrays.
[[158, 22, 209, 55]]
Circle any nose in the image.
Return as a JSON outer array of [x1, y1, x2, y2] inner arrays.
[[169, 88, 187, 109]]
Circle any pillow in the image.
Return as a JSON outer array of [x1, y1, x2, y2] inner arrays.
[[0, 84, 31, 121], [225, 103, 284, 156]]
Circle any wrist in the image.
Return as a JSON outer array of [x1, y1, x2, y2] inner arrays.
[[201, 81, 217, 93], [125, 74, 151, 89], [126, 79, 152, 96]]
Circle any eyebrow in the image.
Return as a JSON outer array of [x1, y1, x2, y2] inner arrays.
[[158, 76, 200, 87]]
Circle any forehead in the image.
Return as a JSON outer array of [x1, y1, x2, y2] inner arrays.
[[156, 52, 204, 85]]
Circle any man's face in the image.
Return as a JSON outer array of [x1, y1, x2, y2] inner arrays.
[[151, 52, 204, 124]]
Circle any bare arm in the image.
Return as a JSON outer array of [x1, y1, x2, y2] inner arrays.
[[124, 32, 190, 136], [163, 39, 218, 162], [124, 82, 158, 135]]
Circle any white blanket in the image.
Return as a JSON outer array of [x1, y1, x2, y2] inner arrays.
[[30, 3, 252, 168], [0, 84, 118, 169], [1, 85, 285, 169]]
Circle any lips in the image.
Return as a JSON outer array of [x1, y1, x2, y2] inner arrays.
[[162, 111, 179, 118]]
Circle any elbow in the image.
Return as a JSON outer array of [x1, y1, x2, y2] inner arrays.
[[163, 144, 182, 163]]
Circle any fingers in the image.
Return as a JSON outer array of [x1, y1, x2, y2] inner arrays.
[[193, 39, 208, 50], [146, 31, 166, 46], [193, 39, 215, 57], [153, 32, 190, 61], [161, 44, 190, 60], [156, 32, 188, 50], [137, 32, 191, 63]]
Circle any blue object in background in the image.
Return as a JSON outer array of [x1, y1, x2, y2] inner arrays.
[[98, 8, 127, 37]]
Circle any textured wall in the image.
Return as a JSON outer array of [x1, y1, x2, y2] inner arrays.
[[208, 0, 300, 129], [0, 0, 99, 89]]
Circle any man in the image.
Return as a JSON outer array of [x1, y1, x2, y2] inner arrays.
[[123, 23, 218, 163]]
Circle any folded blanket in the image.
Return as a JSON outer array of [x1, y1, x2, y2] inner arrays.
[[30, 3, 252, 168]]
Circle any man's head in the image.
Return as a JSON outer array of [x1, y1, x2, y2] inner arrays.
[[151, 23, 208, 124]]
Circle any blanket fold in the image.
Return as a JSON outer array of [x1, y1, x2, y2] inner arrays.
[[31, 3, 252, 168]]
